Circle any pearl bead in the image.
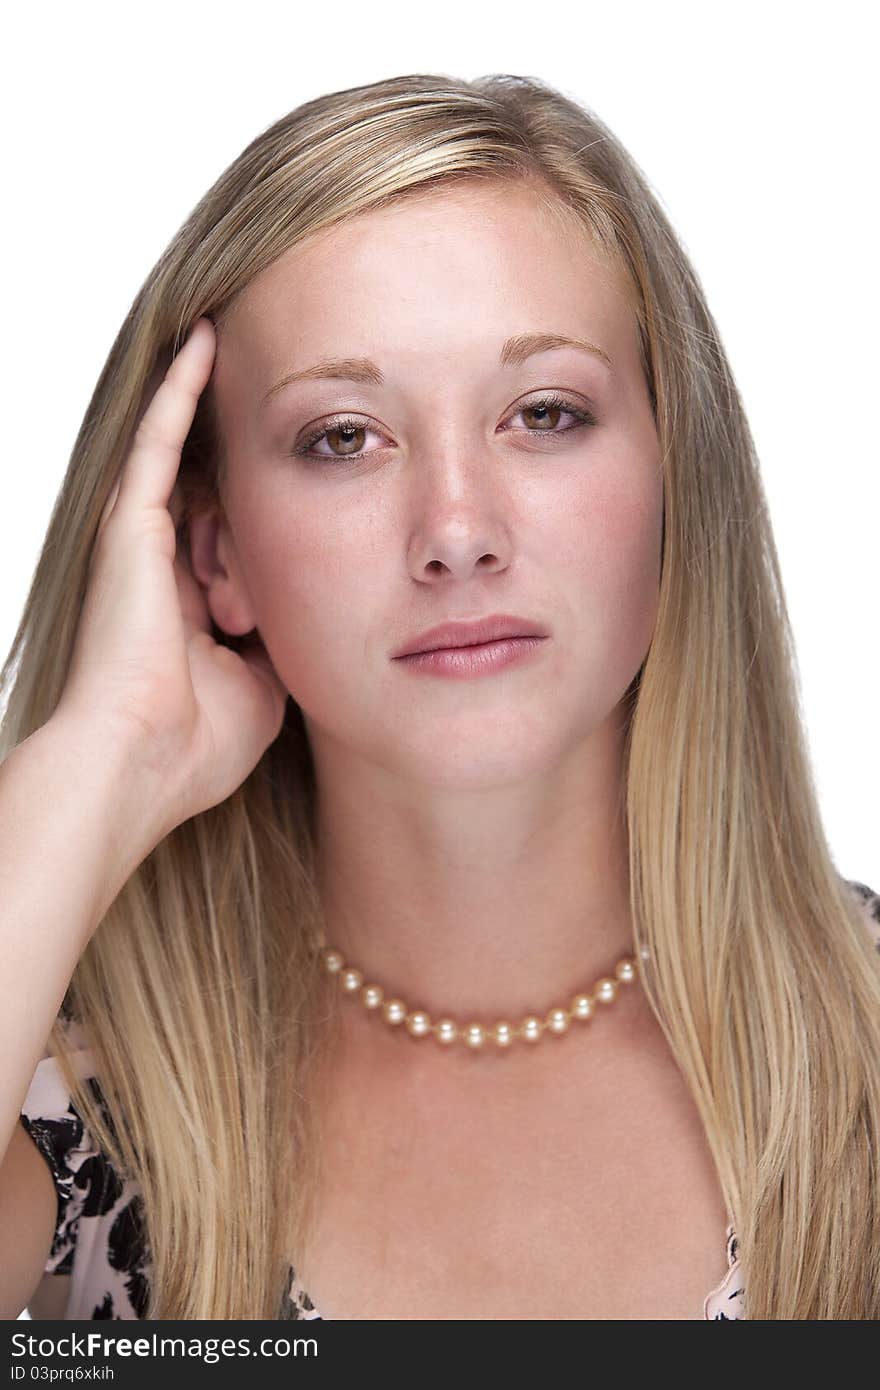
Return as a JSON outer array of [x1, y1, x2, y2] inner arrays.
[[382, 998, 407, 1025], [593, 977, 619, 1004], [316, 940, 637, 1049], [571, 993, 594, 1020], [546, 1007, 570, 1034], [406, 1010, 431, 1037]]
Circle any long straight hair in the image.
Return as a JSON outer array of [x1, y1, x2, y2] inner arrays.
[[3, 73, 878, 1318]]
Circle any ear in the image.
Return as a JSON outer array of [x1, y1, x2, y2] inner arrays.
[[187, 505, 259, 638]]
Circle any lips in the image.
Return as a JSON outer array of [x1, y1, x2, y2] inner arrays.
[[392, 613, 549, 659]]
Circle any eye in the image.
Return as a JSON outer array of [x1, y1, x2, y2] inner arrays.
[[291, 415, 386, 462], [289, 392, 598, 466], [504, 392, 597, 438]]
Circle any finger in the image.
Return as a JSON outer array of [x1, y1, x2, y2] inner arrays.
[[116, 317, 216, 518]]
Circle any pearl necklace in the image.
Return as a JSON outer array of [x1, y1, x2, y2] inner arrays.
[[317, 944, 640, 1049]]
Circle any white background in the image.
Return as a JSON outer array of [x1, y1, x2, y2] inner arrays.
[[2, 0, 876, 900]]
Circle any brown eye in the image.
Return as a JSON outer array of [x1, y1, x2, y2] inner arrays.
[[520, 402, 563, 431], [292, 415, 380, 463], [506, 392, 597, 437], [323, 423, 367, 455]]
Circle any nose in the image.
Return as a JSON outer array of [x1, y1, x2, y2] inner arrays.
[[404, 445, 515, 583], [420, 539, 508, 581]]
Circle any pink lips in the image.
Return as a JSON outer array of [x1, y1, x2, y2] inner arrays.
[[393, 636, 548, 680], [392, 613, 549, 659]]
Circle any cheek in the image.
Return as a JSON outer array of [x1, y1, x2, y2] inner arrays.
[[555, 463, 663, 661], [230, 499, 380, 705]]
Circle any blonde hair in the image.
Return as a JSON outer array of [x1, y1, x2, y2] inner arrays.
[[3, 72, 878, 1319]]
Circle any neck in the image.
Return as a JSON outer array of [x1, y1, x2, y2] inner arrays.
[[308, 704, 637, 1036]]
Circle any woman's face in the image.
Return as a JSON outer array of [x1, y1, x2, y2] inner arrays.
[[200, 180, 663, 789]]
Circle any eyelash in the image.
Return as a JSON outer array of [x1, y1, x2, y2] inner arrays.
[[290, 392, 598, 465]]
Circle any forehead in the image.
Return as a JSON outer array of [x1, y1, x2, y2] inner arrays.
[[216, 181, 634, 387]]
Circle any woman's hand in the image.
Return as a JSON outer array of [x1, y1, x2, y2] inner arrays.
[[54, 317, 289, 842]]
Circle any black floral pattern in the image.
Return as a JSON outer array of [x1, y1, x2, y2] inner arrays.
[[21, 877, 880, 1321]]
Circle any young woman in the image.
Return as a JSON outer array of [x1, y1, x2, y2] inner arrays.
[[1, 72, 878, 1322]]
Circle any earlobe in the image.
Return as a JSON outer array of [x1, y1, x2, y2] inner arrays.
[[187, 507, 258, 638]]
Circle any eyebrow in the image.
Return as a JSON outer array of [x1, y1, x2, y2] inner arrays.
[[260, 331, 614, 408]]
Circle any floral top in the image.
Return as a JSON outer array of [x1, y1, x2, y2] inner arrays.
[[19, 879, 880, 1322]]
